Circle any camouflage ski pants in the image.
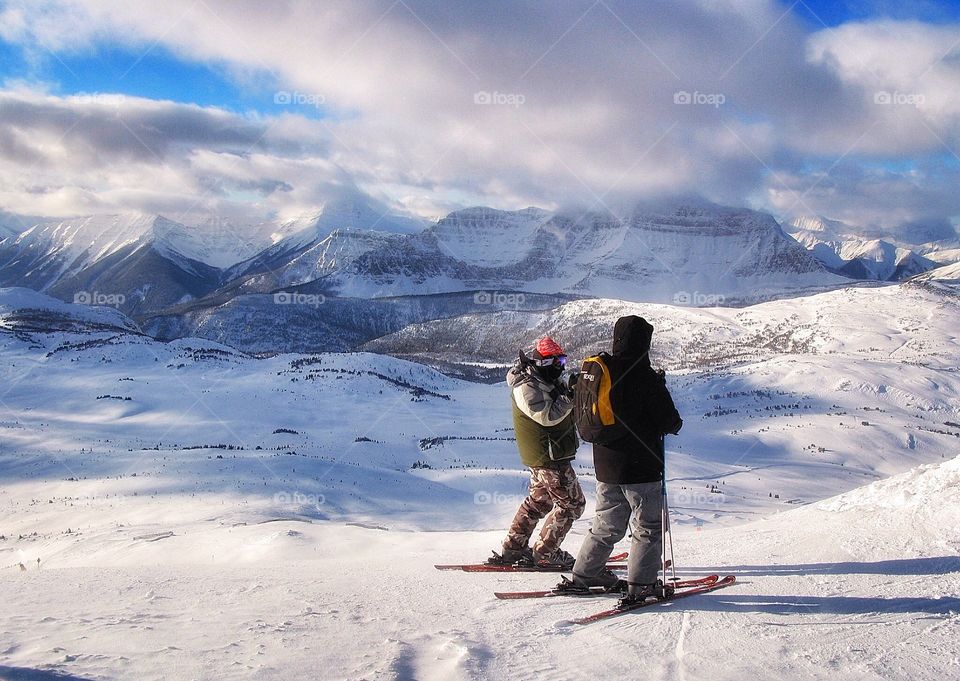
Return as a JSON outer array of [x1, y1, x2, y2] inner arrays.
[[503, 462, 586, 554]]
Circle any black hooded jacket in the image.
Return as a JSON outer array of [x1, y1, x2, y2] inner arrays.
[[592, 316, 683, 484]]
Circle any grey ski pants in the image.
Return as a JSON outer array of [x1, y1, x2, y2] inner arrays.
[[572, 480, 663, 595]]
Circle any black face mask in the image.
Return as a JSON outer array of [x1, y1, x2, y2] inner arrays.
[[541, 363, 564, 382]]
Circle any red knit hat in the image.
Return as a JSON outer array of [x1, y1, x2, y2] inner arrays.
[[536, 336, 565, 358]]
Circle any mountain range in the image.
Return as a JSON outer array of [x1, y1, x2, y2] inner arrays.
[[784, 215, 955, 281], [1, 198, 957, 354]]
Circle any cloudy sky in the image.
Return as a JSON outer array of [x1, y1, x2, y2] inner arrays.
[[1, 0, 960, 238]]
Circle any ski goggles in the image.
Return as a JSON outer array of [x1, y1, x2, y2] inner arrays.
[[531, 354, 567, 367]]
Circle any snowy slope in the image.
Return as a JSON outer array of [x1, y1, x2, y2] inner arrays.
[[365, 281, 959, 370], [0, 286, 141, 334], [141, 290, 573, 356], [0, 223, 18, 241], [1, 288, 958, 680], [2, 458, 958, 681], [917, 241, 960, 266], [911, 261, 960, 285]]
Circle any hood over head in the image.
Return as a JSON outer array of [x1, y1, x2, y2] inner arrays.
[[612, 315, 654, 363]]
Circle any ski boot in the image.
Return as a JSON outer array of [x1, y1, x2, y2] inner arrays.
[[615, 580, 673, 609], [533, 547, 576, 570], [487, 546, 534, 566]]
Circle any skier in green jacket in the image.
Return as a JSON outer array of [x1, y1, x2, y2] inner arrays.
[[492, 336, 585, 569]]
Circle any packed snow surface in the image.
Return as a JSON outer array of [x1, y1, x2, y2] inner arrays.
[[0, 288, 958, 680]]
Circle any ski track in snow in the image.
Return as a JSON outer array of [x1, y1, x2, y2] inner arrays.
[[673, 611, 691, 681]]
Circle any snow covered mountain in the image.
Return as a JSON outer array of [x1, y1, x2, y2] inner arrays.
[[123, 200, 846, 354], [0, 213, 164, 288], [0, 200, 843, 334], [285, 200, 840, 302], [786, 215, 941, 281], [152, 216, 282, 269], [0, 209, 41, 241], [0, 214, 224, 317], [0, 193, 426, 299], [221, 228, 398, 296]]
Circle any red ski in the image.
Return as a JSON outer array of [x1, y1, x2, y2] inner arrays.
[[571, 575, 737, 625], [494, 574, 718, 600], [434, 551, 628, 572]]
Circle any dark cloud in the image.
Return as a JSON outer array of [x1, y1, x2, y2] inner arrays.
[[0, 94, 324, 166]]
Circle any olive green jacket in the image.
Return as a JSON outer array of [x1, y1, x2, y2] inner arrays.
[[506, 364, 578, 468]]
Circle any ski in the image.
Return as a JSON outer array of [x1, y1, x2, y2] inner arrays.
[[494, 574, 718, 600], [434, 551, 628, 572], [570, 575, 737, 625]]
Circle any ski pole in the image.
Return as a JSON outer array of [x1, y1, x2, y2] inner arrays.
[[663, 475, 678, 584], [662, 435, 678, 585]]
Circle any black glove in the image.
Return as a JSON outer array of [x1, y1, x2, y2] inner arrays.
[[566, 372, 580, 392]]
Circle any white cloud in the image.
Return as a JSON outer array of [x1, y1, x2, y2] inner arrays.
[[0, 1, 959, 235]]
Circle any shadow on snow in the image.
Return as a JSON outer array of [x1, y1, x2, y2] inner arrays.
[[686, 593, 960, 617], [0, 666, 100, 681], [681, 556, 960, 577]]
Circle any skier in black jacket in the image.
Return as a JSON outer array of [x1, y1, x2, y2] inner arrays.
[[560, 315, 682, 603]]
